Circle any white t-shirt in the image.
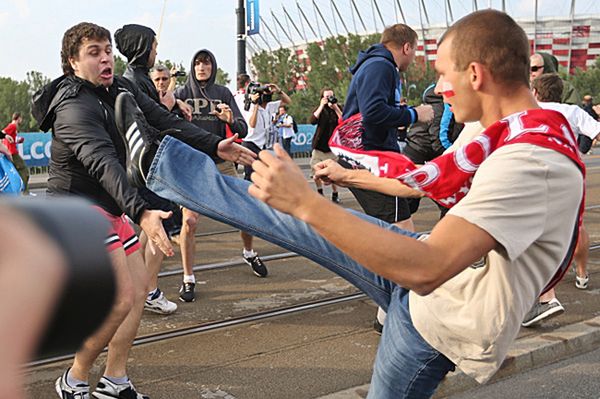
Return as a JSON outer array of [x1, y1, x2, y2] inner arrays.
[[409, 143, 583, 383], [244, 100, 281, 149], [539, 101, 600, 140], [276, 114, 295, 139]]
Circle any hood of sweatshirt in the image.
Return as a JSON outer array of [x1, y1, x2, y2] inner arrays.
[[537, 52, 559, 73], [183, 49, 218, 99], [114, 24, 156, 68], [349, 43, 396, 75]]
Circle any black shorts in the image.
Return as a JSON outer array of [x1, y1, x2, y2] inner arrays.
[[138, 187, 183, 237], [242, 141, 262, 181], [349, 187, 411, 223]]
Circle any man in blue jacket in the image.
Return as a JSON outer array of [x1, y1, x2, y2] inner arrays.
[[342, 24, 434, 332]]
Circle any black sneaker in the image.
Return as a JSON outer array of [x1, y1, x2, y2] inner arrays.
[[373, 318, 383, 335], [114, 91, 160, 188], [179, 282, 196, 302], [332, 192, 340, 203], [243, 254, 268, 277]]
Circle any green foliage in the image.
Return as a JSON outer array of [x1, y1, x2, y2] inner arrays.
[[250, 32, 439, 123], [114, 55, 127, 76], [571, 57, 600, 101], [215, 68, 231, 86], [0, 74, 41, 131]]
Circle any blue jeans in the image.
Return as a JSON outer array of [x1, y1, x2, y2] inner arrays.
[[146, 136, 455, 398]]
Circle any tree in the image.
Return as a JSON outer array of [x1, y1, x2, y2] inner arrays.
[[571, 57, 600, 101], [216, 68, 230, 86], [113, 55, 127, 76]]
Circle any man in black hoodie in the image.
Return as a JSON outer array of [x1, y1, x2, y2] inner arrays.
[[33, 22, 254, 399], [114, 23, 187, 316], [174, 49, 266, 303]]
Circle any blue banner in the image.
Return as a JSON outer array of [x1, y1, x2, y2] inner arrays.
[[290, 124, 315, 154], [246, 0, 260, 35], [17, 132, 52, 167]]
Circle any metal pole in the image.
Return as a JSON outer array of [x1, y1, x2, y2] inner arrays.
[[447, 0, 454, 22], [533, 0, 538, 52], [283, 6, 307, 42], [567, 0, 576, 74], [313, 0, 335, 38], [236, 0, 246, 75], [260, 16, 284, 48], [157, 0, 167, 41], [502, 0, 506, 12], [373, 0, 386, 29], [418, 0, 428, 64], [420, 0, 430, 25], [331, 0, 351, 35], [370, 0, 379, 32], [329, 0, 340, 36], [297, 2, 319, 39], [271, 10, 296, 46], [395, 0, 406, 24], [350, 0, 368, 32]]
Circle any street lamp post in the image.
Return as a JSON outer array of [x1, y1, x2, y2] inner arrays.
[[236, 0, 247, 76]]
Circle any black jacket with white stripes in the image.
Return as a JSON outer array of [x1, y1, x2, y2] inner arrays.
[[32, 75, 222, 223]]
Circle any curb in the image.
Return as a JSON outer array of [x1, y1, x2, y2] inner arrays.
[[316, 315, 600, 399]]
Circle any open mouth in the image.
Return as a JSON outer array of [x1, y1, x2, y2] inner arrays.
[[100, 67, 113, 79]]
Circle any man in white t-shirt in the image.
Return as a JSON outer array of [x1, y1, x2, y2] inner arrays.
[[243, 82, 291, 180], [242, 10, 583, 397], [519, 73, 599, 327], [274, 105, 295, 155]]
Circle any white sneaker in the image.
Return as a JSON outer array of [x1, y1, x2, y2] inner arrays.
[[55, 368, 90, 398], [92, 377, 149, 399], [144, 289, 177, 314], [575, 274, 589, 290]]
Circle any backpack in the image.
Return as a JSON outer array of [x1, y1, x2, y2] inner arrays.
[[292, 118, 298, 134], [0, 154, 24, 194]]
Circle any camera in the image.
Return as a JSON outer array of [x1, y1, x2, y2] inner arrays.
[[172, 70, 186, 77], [327, 95, 338, 104], [244, 81, 273, 111]]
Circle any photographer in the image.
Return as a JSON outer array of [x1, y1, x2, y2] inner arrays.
[[274, 105, 295, 155], [310, 88, 342, 203]]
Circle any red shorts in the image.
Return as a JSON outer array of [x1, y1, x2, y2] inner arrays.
[[93, 206, 141, 256]]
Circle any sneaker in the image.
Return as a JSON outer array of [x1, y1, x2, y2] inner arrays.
[[55, 368, 90, 399], [92, 377, 148, 399], [179, 282, 196, 302], [522, 298, 564, 327], [575, 274, 589, 290], [144, 289, 177, 314], [373, 318, 383, 335], [243, 254, 268, 277], [332, 192, 340, 203], [114, 92, 160, 188]]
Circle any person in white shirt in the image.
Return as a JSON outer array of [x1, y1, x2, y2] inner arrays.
[[521, 72, 598, 327], [274, 105, 295, 155]]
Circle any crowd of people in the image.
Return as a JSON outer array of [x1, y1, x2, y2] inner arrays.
[[1, 8, 600, 399]]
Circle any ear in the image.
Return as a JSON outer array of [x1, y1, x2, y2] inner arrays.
[[403, 42, 411, 55], [69, 57, 78, 72], [468, 62, 485, 91]]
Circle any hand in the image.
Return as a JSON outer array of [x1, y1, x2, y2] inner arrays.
[[313, 159, 351, 186], [139, 209, 174, 257], [268, 83, 280, 93], [250, 93, 260, 103], [210, 103, 233, 124], [159, 90, 177, 111], [248, 144, 319, 218], [320, 97, 329, 106], [216, 134, 257, 166], [16, 136, 24, 144], [415, 105, 434, 124], [593, 104, 600, 119], [176, 99, 193, 121]]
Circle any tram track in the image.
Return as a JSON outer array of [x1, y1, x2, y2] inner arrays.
[[29, 196, 600, 369]]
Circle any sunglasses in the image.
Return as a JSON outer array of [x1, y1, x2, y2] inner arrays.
[[530, 65, 544, 72]]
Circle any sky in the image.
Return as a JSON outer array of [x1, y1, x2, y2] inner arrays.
[[0, 0, 597, 89]]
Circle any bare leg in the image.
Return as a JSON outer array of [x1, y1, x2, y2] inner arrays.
[[103, 250, 148, 378], [141, 232, 165, 292], [241, 231, 254, 251], [70, 248, 134, 381], [180, 208, 199, 278], [539, 288, 555, 303], [574, 223, 589, 279]]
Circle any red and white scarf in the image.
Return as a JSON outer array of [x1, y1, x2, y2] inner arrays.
[[329, 109, 585, 292]]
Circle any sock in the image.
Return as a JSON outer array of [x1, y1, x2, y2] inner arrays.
[[317, 188, 324, 195], [376, 307, 387, 325], [183, 274, 196, 284], [66, 369, 88, 387], [104, 375, 129, 385], [332, 192, 339, 200], [147, 288, 160, 300], [243, 248, 257, 258]]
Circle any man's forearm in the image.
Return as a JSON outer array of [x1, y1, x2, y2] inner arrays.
[[344, 169, 423, 197]]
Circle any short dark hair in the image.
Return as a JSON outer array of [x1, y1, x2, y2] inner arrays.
[[12, 112, 21, 121], [194, 52, 211, 64], [320, 87, 333, 97], [439, 10, 530, 88], [380, 24, 418, 49], [153, 64, 170, 75], [279, 105, 287, 111], [531, 73, 563, 103], [237, 73, 251, 89], [61, 22, 111, 75]]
